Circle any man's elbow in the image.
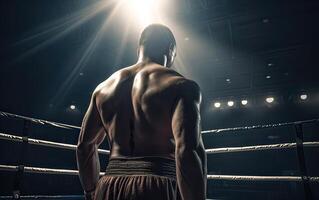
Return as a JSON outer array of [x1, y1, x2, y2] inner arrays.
[[77, 141, 94, 154], [176, 142, 207, 170], [197, 144, 206, 161], [175, 142, 198, 158], [76, 142, 85, 155]]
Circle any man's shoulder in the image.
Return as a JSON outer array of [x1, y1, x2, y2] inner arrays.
[[172, 75, 200, 91], [94, 66, 135, 93], [174, 78, 201, 102], [149, 67, 200, 98]]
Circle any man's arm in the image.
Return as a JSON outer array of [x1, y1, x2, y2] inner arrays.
[[76, 91, 106, 198], [172, 80, 207, 200]]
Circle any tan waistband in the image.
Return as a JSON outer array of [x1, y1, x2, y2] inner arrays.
[[105, 156, 176, 180]]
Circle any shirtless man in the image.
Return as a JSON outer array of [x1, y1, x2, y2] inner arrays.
[[76, 24, 207, 200]]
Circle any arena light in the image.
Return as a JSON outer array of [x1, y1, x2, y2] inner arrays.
[[70, 105, 76, 110], [262, 18, 270, 23], [121, 0, 162, 28], [265, 97, 274, 104], [214, 102, 221, 108], [227, 101, 234, 107], [300, 94, 307, 100], [241, 100, 248, 105]]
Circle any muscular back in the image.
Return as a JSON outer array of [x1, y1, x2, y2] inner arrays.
[[95, 62, 186, 159]]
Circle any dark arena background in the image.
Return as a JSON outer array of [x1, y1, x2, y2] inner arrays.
[[1, 0, 319, 199]]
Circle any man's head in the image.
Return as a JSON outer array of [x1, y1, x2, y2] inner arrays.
[[138, 24, 176, 67]]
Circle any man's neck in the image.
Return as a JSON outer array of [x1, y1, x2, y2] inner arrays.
[[137, 54, 167, 67]]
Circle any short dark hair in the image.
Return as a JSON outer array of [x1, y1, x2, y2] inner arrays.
[[139, 24, 176, 58]]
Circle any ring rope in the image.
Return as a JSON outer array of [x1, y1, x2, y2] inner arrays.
[[0, 196, 216, 200], [0, 164, 101, 176], [0, 196, 218, 200], [1, 111, 318, 195], [0, 132, 110, 155], [207, 175, 319, 182], [1, 164, 318, 182], [2, 132, 318, 154], [0, 195, 84, 199], [0, 111, 80, 130], [1, 111, 318, 135], [1, 132, 318, 154], [202, 118, 319, 134], [205, 141, 319, 154], [0, 164, 93, 176]]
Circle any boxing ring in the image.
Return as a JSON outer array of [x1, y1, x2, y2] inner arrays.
[[0, 111, 318, 199]]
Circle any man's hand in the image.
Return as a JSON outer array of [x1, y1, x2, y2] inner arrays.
[[84, 190, 95, 200]]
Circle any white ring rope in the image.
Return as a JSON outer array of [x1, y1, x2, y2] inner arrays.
[[1, 111, 318, 196], [205, 141, 319, 154], [201, 118, 319, 134], [0, 164, 101, 176], [0, 132, 110, 155], [1, 164, 318, 182], [0, 195, 84, 199], [207, 175, 319, 182], [1, 132, 318, 154], [0, 111, 80, 130], [1, 111, 318, 135]]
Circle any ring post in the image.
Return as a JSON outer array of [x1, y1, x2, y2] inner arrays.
[[294, 123, 312, 200], [12, 120, 30, 199]]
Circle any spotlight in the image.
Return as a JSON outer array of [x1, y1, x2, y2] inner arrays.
[[227, 101, 234, 107], [266, 75, 271, 79], [262, 18, 269, 23], [300, 94, 307, 100], [214, 102, 221, 108], [266, 97, 274, 103], [70, 105, 76, 110], [122, 0, 161, 27], [267, 63, 274, 67], [241, 100, 248, 105]]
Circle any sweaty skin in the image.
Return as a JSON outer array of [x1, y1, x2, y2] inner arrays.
[[76, 61, 207, 200]]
